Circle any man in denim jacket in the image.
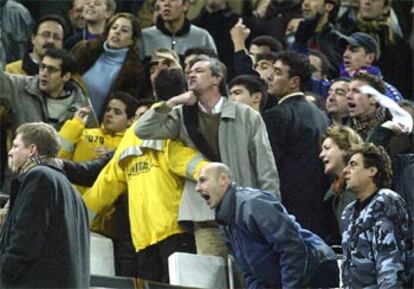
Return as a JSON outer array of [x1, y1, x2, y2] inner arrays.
[[195, 162, 339, 289]]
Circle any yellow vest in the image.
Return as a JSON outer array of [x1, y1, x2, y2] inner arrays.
[[5, 60, 26, 75], [58, 118, 124, 193], [83, 123, 208, 252]]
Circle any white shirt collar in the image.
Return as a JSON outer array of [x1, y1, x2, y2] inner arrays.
[[277, 92, 305, 105], [198, 97, 225, 114]]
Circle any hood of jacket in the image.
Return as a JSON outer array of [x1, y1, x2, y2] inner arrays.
[[155, 16, 191, 36]]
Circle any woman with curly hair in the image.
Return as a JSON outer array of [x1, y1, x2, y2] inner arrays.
[[319, 126, 364, 230]]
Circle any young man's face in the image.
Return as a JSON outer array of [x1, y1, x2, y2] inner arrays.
[[326, 80, 349, 116], [359, 0, 389, 20], [187, 60, 220, 95], [342, 45, 375, 74], [8, 134, 33, 173], [84, 0, 110, 23], [196, 166, 227, 209], [302, 0, 326, 20], [346, 79, 376, 119], [268, 60, 294, 99], [343, 153, 376, 195], [255, 59, 274, 82], [38, 56, 70, 97], [102, 98, 131, 133], [158, 0, 187, 24], [32, 21, 64, 59], [230, 85, 257, 109]]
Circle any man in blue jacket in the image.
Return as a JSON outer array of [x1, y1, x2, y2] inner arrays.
[[195, 162, 339, 289]]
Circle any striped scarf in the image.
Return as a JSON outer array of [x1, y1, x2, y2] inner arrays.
[[18, 155, 61, 175], [351, 107, 388, 140], [355, 14, 395, 46]]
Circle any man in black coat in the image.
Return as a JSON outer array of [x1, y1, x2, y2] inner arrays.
[[0, 122, 90, 289], [263, 51, 337, 244]]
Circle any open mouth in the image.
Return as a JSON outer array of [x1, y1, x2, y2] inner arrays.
[[348, 102, 356, 109], [201, 194, 210, 202], [85, 9, 96, 16]]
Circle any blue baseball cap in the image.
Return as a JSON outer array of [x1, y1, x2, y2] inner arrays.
[[337, 32, 380, 60]]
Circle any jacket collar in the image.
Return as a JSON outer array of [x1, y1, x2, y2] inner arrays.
[[198, 97, 225, 114], [216, 184, 237, 225], [22, 51, 39, 76], [277, 92, 305, 105], [220, 98, 237, 119], [25, 75, 43, 97], [156, 16, 191, 36], [26, 76, 83, 101], [119, 139, 165, 162]]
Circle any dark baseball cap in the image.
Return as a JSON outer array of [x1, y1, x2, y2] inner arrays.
[[337, 32, 380, 60]]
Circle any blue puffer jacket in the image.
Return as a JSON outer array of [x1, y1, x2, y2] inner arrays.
[[216, 185, 337, 289]]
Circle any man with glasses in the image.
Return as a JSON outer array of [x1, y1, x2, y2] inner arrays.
[[5, 14, 67, 76], [0, 47, 91, 198], [0, 48, 92, 130]]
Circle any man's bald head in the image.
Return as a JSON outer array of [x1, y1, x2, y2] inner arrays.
[[203, 162, 233, 180], [196, 162, 233, 209]]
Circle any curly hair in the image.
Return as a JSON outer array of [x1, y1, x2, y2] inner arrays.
[[322, 126, 363, 152], [346, 143, 393, 188]]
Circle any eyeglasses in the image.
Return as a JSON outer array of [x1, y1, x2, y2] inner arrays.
[[39, 63, 62, 74]]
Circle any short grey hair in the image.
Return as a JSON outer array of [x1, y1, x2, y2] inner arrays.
[[190, 54, 224, 79]]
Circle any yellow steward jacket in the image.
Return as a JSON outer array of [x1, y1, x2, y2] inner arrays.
[[5, 60, 26, 75], [83, 124, 208, 252], [58, 118, 124, 193]]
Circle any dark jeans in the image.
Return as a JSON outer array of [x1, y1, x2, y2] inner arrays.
[[135, 232, 196, 283], [308, 260, 340, 288], [113, 234, 137, 277]]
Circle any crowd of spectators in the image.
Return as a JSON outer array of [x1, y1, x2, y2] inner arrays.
[[0, 0, 413, 288]]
